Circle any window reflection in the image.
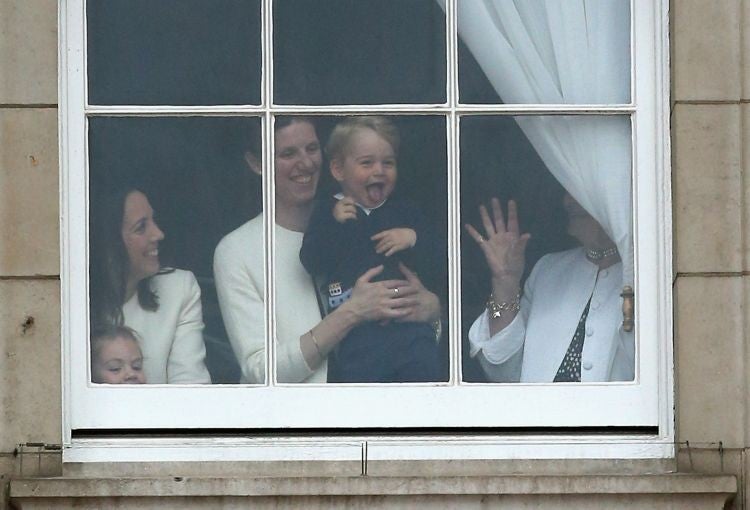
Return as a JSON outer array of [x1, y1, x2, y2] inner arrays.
[[460, 116, 634, 383], [87, 0, 262, 105], [273, 0, 446, 105]]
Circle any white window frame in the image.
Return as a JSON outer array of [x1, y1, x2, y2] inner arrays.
[[59, 0, 674, 461]]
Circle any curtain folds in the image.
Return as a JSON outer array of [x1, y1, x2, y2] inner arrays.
[[442, 0, 633, 286]]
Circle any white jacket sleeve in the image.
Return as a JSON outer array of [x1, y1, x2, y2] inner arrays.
[[166, 271, 211, 384], [467, 257, 545, 383], [213, 238, 268, 384]]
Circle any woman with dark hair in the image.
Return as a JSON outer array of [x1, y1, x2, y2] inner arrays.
[[214, 117, 440, 383], [90, 188, 211, 384]]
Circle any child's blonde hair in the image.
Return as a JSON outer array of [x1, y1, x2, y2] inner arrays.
[[91, 325, 141, 360], [325, 116, 400, 162]]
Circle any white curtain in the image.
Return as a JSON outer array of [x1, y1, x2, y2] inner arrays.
[[441, 0, 633, 286]]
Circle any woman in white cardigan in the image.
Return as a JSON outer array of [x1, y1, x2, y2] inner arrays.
[[465, 194, 634, 383], [214, 117, 441, 383], [90, 188, 211, 384]]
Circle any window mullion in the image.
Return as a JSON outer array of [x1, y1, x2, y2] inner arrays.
[[264, 0, 276, 387], [447, 0, 461, 385]]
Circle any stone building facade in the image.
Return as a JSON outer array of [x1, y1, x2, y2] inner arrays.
[[0, 0, 748, 507]]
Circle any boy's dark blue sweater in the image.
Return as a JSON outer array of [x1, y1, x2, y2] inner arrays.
[[299, 195, 442, 383]]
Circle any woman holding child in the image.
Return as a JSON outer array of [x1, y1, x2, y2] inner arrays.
[[90, 188, 211, 384], [213, 116, 442, 384]]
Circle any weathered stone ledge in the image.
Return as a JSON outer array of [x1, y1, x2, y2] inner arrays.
[[8, 474, 737, 509]]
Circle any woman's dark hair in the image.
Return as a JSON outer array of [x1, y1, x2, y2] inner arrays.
[[274, 115, 317, 135], [89, 187, 160, 328]]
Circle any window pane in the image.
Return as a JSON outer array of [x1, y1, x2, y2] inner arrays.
[[89, 116, 262, 384], [460, 115, 634, 383], [273, 115, 449, 383], [87, 0, 261, 105], [458, 0, 631, 104], [273, 0, 446, 105]]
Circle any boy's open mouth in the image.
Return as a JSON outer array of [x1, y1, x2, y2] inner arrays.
[[366, 183, 386, 204]]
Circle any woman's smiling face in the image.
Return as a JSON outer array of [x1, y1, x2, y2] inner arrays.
[[274, 121, 322, 210], [121, 190, 164, 288]]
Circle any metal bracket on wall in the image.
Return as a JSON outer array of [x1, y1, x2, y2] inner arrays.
[[678, 440, 726, 473], [14, 443, 62, 477], [360, 441, 369, 476]]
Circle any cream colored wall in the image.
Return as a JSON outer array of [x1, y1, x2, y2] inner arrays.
[[671, 0, 750, 507], [0, 1, 62, 499], [1, 0, 749, 506]]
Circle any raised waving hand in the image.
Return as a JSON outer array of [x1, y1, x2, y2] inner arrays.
[[464, 198, 531, 298]]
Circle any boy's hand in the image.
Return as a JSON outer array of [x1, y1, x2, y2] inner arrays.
[[333, 197, 358, 223], [371, 228, 417, 257]]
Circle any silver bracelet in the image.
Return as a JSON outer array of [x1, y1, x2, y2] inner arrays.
[[486, 291, 521, 320]]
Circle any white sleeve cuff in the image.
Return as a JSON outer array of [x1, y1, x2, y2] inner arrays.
[[468, 309, 525, 364]]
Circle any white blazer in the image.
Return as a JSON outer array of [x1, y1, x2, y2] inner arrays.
[[123, 269, 211, 384], [469, 248, 634, 383]]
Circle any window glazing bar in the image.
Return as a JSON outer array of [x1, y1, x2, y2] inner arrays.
[[84, 105, 636, 116]]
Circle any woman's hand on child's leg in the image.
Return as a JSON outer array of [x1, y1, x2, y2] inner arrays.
[[392, 262, 441, 324]]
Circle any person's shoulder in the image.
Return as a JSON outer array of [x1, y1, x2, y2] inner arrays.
[[150, 268, 199, 299], [534, 247, 586, 274], [146, 267, 200, 313], [537, 246, 586, 266], [380, 196, 424, 221], [215, 215, 263, 257]]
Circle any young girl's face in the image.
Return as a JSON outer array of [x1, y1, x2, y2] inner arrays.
[[92, 337, 146, 384], [331, 128, 397, 209]]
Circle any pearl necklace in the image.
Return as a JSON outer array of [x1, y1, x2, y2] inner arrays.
[[586, 246, 618, 262]]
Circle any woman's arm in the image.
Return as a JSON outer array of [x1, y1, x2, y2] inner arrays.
[[214, 233, 275, 383], [464, 198, 530, 336], [299, 265, 415, 369], [166, 271, 212, 384]]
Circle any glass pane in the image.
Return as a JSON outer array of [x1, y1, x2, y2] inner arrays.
[[274, 115, 449, 383], [458, 0, 631, 104], [88, 116, 262, 384], [87, 0, 261, 105], [460, 115, 634, 383], [273, 0, 446, 105]]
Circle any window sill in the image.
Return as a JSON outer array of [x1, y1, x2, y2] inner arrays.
[[62, 434, 675, 466]]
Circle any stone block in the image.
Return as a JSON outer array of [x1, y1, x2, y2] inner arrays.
[[0, 280, 61, 452], [672, 0, 741, 101], [672, 104, 742, 273], [0, 108, 59, 276], [675, 276, 744, 447], [0, 0, 58, 104], [742, 105, 750, 271], [743, 0, 750, 99]]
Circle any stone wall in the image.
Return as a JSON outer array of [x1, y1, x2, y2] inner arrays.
[[671, 0, 750, 507], [0, 1, 63, 505]]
